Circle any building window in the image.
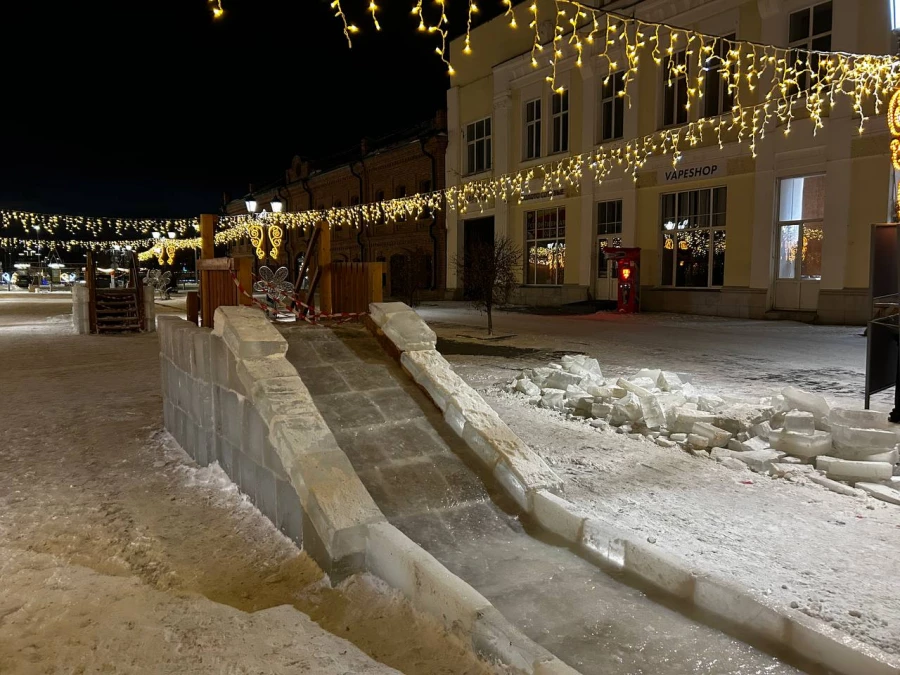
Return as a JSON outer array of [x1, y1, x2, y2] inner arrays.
[[789, 2, 832, 92], [597, 200, 623, 279], [419, 179, 432, 193], [662, 50, 689, 127], [551, 90, 569, 153], [600, 71, 625, 141], [660, 187, 727, 287], [465, 117, 492, 175], [524, 98, 542, 160], [704, 34, 736, 118], [525, 207, 566, 285], [333, 200, 343, 230], [776, 175, 825, 281], [395, 185, 407, 198], [350, 195, 360, 206]]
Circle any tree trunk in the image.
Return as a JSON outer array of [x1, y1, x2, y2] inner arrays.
[[486, 301, 493, 335]]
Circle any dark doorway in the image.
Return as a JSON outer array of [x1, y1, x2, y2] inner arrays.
[[463, 216, 495, 299]]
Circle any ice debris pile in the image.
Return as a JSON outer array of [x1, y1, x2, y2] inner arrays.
[[507, 355, 900, 506]]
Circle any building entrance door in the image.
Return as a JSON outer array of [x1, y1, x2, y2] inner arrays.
[[595, 236, 619, 301], [773, 176, 824, 311]]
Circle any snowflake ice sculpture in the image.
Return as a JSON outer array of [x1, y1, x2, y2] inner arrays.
[[146, 269, 172, 299], [253, 266, 294, 304]]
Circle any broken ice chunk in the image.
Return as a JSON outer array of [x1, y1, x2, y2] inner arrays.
[[515, 378, 541, 396], [545, 370, 583, 390], [610, 392, 643, 426], [639, 395, 666, 430], [697, 394, 726, 413], [783, 410, 815, 435], [768, 429, 833, 459], [633, 368, 662, 383], [656, 371, 683, 392], [781, 386, 830, 428], [616, 377, 653, 398], [540, 388, 567, 412], [691, 422, 733, 448]]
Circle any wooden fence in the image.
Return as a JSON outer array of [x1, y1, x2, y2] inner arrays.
[[332, 262, 383, 315]]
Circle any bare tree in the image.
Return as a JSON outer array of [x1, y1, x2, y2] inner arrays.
[[456, 236, 521, 335]]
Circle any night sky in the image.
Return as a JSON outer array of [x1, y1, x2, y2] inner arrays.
[[0, 0, 509, 219]]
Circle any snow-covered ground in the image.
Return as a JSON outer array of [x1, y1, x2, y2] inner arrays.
[[416, 302, 883, 409], [0, 296, 500, 675], [421, 305, 900, 660]]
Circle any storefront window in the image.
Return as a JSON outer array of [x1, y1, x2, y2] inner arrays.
[[777, 175, 825, 281], [660, 187, 726, 287], [525, 207, 566, 285]]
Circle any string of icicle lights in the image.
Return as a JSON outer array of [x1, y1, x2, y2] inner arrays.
[[7, 3, 900, 250], [0, 210, 199, 239]]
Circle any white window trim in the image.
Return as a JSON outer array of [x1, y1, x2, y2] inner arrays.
[[551, 90, 570, 155], [774, 173, 826, 281], [464, 116, 493, 176], [702, 34, 737, 119], [524, 206, 567, 286], [524, 97, 542, 161], [659, 48, 691, 130], [787, 1, 833, 92], [598, 70, 626, 143]]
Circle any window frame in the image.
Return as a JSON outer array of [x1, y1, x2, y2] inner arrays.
[[661, 49, 690, 128], [524, 97, 543, 160], [596, 199, 623, 279], [524, 206, 567, 286], [551, 90, 570, 154], [788, 2, 833, 93], [659, 186, 727, 288], [599, 71, 625, 142], [703, 34, 736, 119], [465, 117, 492, 175], [775, 174, 826, 282]]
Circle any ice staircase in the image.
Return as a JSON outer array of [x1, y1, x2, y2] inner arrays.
[[281, 323, 802, 675], [94, 288, 142, 333]]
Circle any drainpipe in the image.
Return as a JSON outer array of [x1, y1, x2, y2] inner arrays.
[[349, 159, 366, 261], [420, 135, 440, 291]]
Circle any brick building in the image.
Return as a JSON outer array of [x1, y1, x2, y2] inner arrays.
[[226, 114, 448, 300]]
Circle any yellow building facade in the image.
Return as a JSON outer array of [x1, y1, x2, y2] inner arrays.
[[445, 0, 895, 323]]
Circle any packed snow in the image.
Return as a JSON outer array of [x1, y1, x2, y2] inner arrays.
[[0, 295, 502, 675]]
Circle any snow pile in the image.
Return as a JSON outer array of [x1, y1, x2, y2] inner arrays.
[[508, 356, 900, 505]]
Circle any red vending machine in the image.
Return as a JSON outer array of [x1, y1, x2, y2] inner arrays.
[[603, 247, 641, 313]]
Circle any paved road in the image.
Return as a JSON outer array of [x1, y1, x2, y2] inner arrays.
[[283, 322, 806, 675]]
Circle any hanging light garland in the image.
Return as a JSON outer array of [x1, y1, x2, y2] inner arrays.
[[0, 210, 199, 239], [7, 3, 899, 252]]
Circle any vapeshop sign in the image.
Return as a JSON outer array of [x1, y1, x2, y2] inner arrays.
[[659, 162, 727, 184]]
